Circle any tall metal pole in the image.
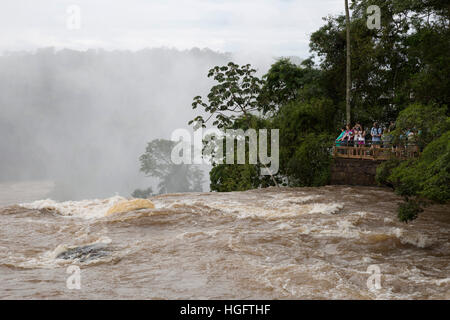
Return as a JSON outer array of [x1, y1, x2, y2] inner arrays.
[[345, 0, 351, 125]]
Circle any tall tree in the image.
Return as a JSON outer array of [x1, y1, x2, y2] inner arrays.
[[188, 62, 264, 129], [189, 62, 279, 189], [139, 139, 204, 194], [258, 58, 322, 115], [345, 0, 351, 125]]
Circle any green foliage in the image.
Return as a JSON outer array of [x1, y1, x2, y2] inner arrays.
[[375, 159, 402, 187], [274, 97, 336, 180], [207, 115, 278, 192], [188, 62, 264, 129], [210, 163, 261, 192], [375, 102, 449, 221], [259, 58, 322, 114], [275, 97, 336, 137], [398, 199, 424, 223], [285, 134, 334, 187], [310, 0, 450, 124], [206, 97, 336, 191], [393, 132, 450, 203], [131, 187, 153, 199], [418, 133, 450, 202], [385, 131, 450, 221], [407, 26, 450, 106], [188, 63, 281, 192], [388, 159, 421, 198], [391, 103, 448, 148]]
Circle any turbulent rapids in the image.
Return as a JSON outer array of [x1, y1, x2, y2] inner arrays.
[[0, 185, 449, 299]]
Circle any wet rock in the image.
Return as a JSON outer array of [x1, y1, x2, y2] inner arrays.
[[56, 243, 110, 262]]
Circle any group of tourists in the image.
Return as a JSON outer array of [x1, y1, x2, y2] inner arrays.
[[335, 121, 396, 148]]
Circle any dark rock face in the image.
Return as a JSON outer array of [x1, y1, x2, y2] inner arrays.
[[330, 158, 383, 186], [56, 243, 110, 262]]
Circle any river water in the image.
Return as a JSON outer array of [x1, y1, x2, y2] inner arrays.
[[0, 182, 449, 299]]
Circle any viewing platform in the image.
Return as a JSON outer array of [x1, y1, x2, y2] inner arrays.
[[332, 145, 420, 161], [331, 144, 420, 186]]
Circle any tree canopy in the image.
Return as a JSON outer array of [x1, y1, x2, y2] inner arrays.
[[139, 139, 204, 194]]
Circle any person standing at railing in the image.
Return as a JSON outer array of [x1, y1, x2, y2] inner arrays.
[[338, 124, 353, 146], [370, 122, 382, 148], [358, 127, 366, 146], [354, 129, 360, 146], [335, 127, 346, 146], [354, 126, 365, 147]]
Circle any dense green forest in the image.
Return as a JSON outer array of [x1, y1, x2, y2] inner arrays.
[[189, 0, 449, 222]]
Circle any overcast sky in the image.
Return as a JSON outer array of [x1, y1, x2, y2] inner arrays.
[[0, 0, 345, 57]]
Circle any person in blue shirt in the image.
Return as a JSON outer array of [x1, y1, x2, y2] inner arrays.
[[370, 122, 382, 147]]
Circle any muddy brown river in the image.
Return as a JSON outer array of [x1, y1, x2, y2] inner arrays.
[[0, 184, 449, 299]]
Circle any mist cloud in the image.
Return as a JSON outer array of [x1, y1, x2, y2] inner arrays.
[[0, 48, 238, 199]]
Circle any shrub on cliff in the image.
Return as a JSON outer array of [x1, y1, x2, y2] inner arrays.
[[285, 133, 334, 187], [397, 199, 424, 222], [383, 131, 450, 222], [389, 132, 450, 204], [375, 104, 449, 222], [390, 103, 449, 148], [210, 163, 261, 192], [375, 159, 402, 187]]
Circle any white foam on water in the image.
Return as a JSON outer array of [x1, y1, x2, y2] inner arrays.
[[435, 278, 450, 286], [298, 218, 362, 239], [309, 202, 344, 214], [275, 223, 293, 231], [352, 211, 368, 218], [388, 227, 433, 248], [20, 196, 126, 219], [195, 199, 342, 219], [175, 229, 220, 240], [400, 233, 433, 248], [391, 227, 403, 238], [267, 195, 321, 206], [321, 220, 361, 238]]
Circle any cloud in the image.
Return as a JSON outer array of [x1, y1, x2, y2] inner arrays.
[[0, 0, 344, 56]]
